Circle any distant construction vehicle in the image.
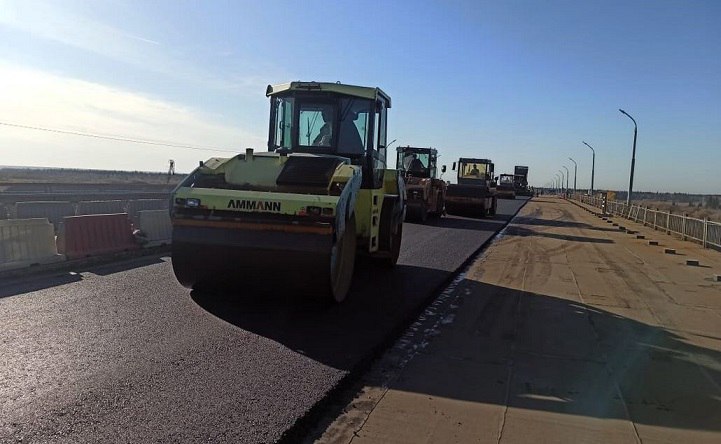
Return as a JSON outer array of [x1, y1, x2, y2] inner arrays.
[[496, 174, 516, 199], [396, 146, 447, 222], [170, 81, 406, 303], [513, 165, 532, 196], [445, 158, 497, 217]]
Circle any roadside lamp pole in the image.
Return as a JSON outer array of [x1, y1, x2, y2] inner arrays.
[[562, 166, 570, 196], [619, 109, 638, 205], [558, 171, 564, 194], [568, 157, 577, 193], [554, 174, 560, 193], [582, 141, 595, 196]]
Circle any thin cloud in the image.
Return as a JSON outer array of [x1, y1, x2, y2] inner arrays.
[[0, 1, 265, 95], [0, 63, 266, 171]]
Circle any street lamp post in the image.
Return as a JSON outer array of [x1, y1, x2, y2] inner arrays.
[[562, 166, 570, 196], [555, 174, 561, 194], [558, 171, 564, 194], [582, 141, 595, 196], [568, 157, 577, 193], [619, 109, 638, 205]]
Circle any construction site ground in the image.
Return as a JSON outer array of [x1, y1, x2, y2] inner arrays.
[[317, 197, 721, 444]]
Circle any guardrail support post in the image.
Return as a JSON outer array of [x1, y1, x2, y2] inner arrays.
[[653, 209, 657, 230], [682, 213, 687, 241], [666, 211, 671, 235], [703, 217, 708, 248]]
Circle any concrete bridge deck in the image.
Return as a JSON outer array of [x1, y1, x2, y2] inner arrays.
[[318, 197, 721, 444]]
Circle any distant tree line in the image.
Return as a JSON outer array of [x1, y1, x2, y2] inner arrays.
[[707, 196, 720, 209], [0, 167, 184, 185], [605, 190, 721, 209]]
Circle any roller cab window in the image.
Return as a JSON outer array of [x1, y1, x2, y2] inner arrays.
[[268, 95, 372, 158], [499, 174, 514, 185], [459, 161, 488, 180], [398, 151, 431, 178]]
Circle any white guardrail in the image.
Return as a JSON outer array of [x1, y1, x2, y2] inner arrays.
[[572, 193, 721, 251]]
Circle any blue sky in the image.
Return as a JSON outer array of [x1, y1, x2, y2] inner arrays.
[[1, 0, 719, 193]]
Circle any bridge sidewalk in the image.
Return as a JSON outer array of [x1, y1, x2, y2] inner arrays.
[[317, 197, 721, 444]]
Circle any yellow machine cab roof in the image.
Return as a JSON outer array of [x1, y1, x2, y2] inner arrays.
[[266, 81, 391, 107]]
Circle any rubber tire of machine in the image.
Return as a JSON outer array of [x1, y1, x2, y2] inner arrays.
[[488, 198, 497, 216], [479, 204, 488, 218], [418, 201, 428, 223], [434, 192, 444, 217], [378, 196, 403, 267], [326, 215, 357, 303]]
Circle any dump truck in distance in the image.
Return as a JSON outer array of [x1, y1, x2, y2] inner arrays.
[[396, 146, 447, 222], [170, 81, 406, 303], [444, 158, 497, 217], [514, 165, 531, 196]]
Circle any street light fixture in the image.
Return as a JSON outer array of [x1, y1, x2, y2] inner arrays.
[[582, 141, 595, 196], [568, 157, 577, 193], [562, 166, 569, 195], [619, 109, 638, 205]]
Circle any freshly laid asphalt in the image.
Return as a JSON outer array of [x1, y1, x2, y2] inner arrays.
[[0, 198, 526, 443]]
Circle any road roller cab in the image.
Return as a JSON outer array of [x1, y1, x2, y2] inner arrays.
[[396, 146, 447, 222], [170, 81, 405, 302], [496, 174, 516, 199]]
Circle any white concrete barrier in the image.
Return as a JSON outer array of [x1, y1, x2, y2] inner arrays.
[[76, 200, 127, 216], [0, 218, 64, 271], [15, 201, 76, 228], [127, 199, 168, 224], [137, 210, 172, 247]]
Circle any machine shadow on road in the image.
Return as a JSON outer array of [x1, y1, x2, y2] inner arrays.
[[191, 261, 455, 371], [376, 279, 721, 434], [0, 254, 169, 298], [79, 254, 170, 276], [513, 215, 620, 232], [422, 215, 506, 231], [505, 225, 615, 244], [0, 272, 82, 298]]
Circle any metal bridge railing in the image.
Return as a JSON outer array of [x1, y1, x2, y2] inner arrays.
[[570, 193, 721, 252]]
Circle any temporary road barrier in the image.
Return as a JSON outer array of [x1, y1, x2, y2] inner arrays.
[[58, 213, 139, 259], [0, 218, 64, 271]]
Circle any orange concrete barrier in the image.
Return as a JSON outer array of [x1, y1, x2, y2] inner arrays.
[[58, 213, 139, 259]]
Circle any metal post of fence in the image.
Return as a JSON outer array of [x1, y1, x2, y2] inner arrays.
[[654, 209, 658, 230], [666, 211, 671, 234], [703, 217, 708, 248], [682, 213, 687, 241]]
